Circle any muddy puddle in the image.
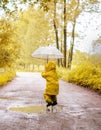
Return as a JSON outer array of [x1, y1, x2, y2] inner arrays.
[[9, 105, 63, 114], [9, 106, 46, 114]]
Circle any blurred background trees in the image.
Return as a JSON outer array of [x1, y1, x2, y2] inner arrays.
[[0, 0, 100, 69], [0, 0, 101, 89], [0, 18, 20, 69]]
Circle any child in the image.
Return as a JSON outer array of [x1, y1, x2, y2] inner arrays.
[[41, 61, 59, 110]]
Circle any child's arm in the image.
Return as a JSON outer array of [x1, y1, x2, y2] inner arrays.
[[41, 71, 49, 78]]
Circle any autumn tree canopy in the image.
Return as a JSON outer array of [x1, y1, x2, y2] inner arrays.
[[0, 18, 20, 68]]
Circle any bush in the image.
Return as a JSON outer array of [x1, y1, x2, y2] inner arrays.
[[57, 62, 101, 93], [0, 71, 16, 86]]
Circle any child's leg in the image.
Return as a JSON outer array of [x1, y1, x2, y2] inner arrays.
[[51, 95, 57, 102], [51, 95, 57, 106], [44, 94, 53, 103], [44, 94, 53, 112], [44, 94, 58, 108]]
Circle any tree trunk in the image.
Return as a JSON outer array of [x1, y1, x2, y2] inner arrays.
[[53, 0, 59, 66], [60, 38, 63, 66], [63, 0, 67, 67], [68, 18, 76, 69], [67, 0, 80, 69], [53, 1, 59, 49]]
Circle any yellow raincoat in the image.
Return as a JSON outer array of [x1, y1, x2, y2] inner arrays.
[[42, 62, 59, 103]]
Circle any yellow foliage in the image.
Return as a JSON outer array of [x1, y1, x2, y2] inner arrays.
[[0, 71, 16, 87], [57, 62, 101, 93], [68, 63, 101, 90], [57, 67, 69, 80], [16, 6, 54, 65], [0, 18, 20, 68]]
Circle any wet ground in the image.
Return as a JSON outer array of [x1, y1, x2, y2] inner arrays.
[[0, 72, 101, 130]]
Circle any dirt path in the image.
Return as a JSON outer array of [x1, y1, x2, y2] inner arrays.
[[0, 72, 101, 130]]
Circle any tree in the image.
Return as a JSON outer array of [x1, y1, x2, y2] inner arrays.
[[63, 0, 67, 67], [1, 0, 100, 68], [67, 0, 80, 69], [35, 0, 64, 66], [16, 6, 53, 65], [0, 18, 20, 68], [67, 0, 100, 69]]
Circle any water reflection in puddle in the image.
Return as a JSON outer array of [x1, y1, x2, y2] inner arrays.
[[10, 106, 46, 114], [9, 105, 62, 114]]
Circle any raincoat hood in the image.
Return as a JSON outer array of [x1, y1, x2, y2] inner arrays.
[[45, 61, 56, 72]]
